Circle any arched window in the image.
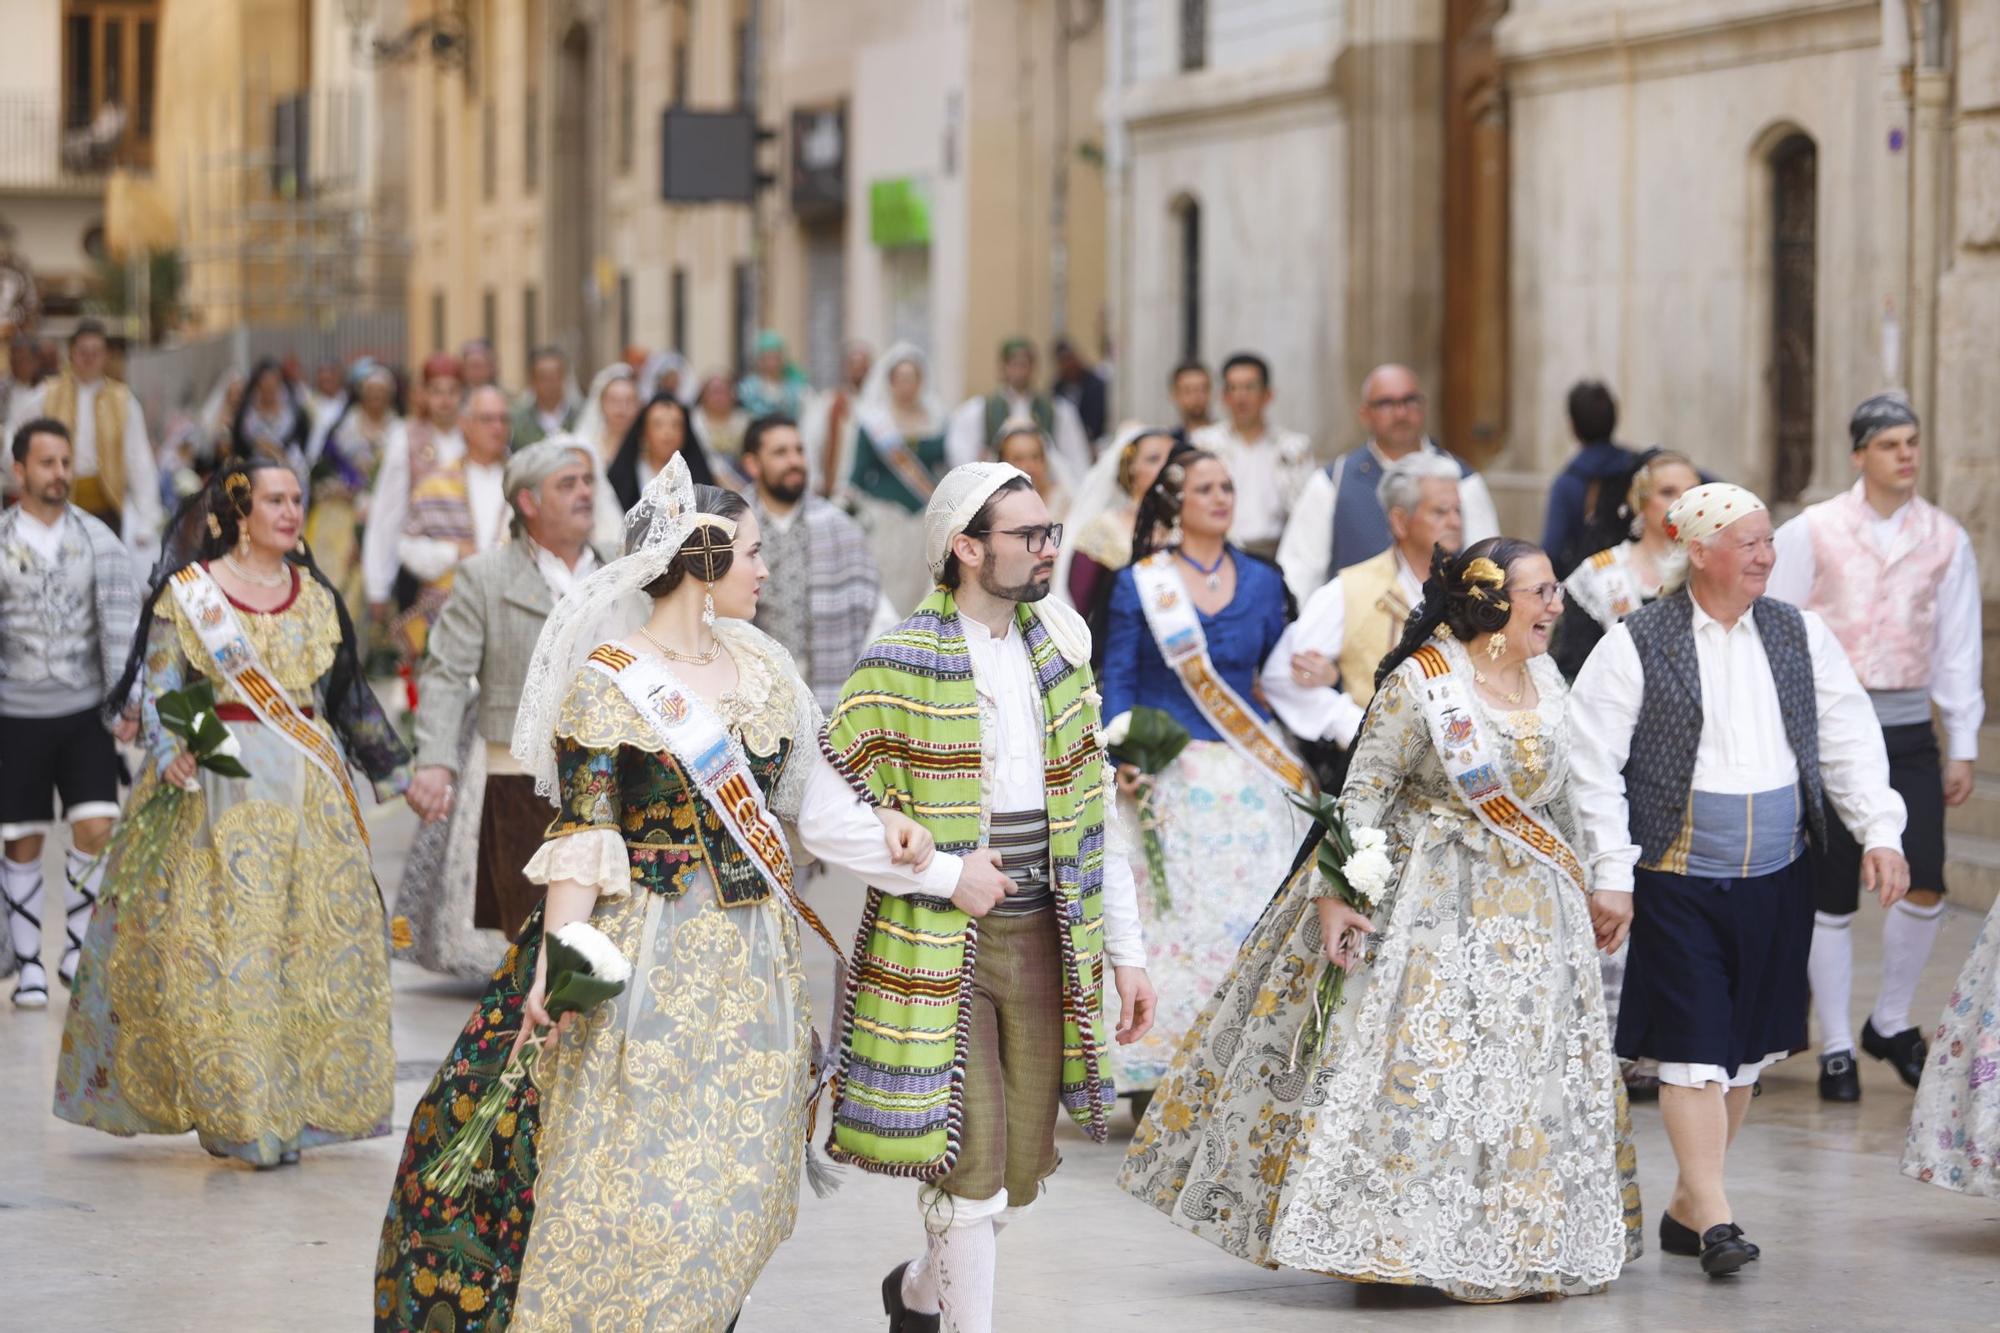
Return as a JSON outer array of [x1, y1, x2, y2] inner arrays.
[[1173, 195, 1201, 363], [1767, 132, 1817, 503]]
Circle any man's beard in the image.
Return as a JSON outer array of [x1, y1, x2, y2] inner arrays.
[[765, 472, 808, 505], [979, 563, 1052, 604], [38, 480, 69, 505]]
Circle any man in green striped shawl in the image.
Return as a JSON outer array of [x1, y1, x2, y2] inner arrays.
[[818, 461, 1154, 1333]]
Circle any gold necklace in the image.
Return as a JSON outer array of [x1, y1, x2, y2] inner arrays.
[[223, 553, 291, 588], [1474, 663, 1528, 706], [636, 625, 722, 664]]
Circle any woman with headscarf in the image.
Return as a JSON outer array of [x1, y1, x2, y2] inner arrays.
[[572, 363, 640, 473], [55, 456, 414, 1168], [608, 391, 716, 514], [847, 342, 947, 613], [373, 456, 938, 1332], [1053, 423, 1176, 656], [1099, 441, 1310, 1109], [1122, 538, 1639, 1302], [306, 361, 406, 621], [231, 357, 313, 482], [692, 372, 751, 478], [736, 330, 810, 420]]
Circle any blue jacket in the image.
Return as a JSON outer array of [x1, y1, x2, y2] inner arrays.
[[1101, 551, 1288, 744], [1542, 440, 1641, 574]]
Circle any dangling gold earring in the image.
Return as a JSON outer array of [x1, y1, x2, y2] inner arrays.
[[702, 584, 717, 627], [206, 512, 223, 539], [1486, 632, 1508, 661]]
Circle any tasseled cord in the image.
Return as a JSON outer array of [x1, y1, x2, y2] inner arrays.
[[803, 1025, 846, 1198]]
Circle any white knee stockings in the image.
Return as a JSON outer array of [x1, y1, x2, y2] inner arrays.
[[902, 1188, 1007, 1333]]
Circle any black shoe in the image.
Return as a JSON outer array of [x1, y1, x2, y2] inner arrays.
[[881, 1261, 939, 1333], [1861, 1018, 1929, 1090], [1661, 1213, 1759, 1260], [1819, 1050, 1861, 1102], [1698, 1224, 1754, 1277]]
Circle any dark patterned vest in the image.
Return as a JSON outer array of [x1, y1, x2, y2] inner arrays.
[[1622, 589, 1827, 866], [1326, 440, 1474, 574]]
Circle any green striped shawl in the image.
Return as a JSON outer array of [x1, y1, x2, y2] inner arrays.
[[821, 587, 1112, 1178]]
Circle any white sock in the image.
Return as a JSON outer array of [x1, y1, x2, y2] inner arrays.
[[1809, 911, 1855, 1055], [1873, 899, 1947, 1036], [2, 857, 46, 985], [929, 1219, 996, 1333], [62, 845, 103, 978]]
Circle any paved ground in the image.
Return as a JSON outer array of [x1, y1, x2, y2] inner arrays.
[[6, 800, 2000, 1331]]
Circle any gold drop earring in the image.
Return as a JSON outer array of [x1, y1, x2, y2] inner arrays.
[[702, 582, 717, 627], [1486, 632, 1508, 661]]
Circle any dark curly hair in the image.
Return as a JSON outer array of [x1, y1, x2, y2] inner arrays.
[[1374, 536, 1545, 688], [1129, 440, 1220, 564], [633, 484, 750, 599]]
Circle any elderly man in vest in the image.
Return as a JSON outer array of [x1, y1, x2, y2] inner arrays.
[[798, 462, 1153, 1333], [391, 438, 602, 978], [1274, 362, 1499, 603], [1259, 453, 1463, 789], [1569, 482, 1908, 1276], [8, 318, 161, 571], [1767, 392, 1984, 1102]]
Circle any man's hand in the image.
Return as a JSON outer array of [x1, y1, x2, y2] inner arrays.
[[1588, 890, 1634, 954], [406, 765, 456, 823], [950, 849, 1013, 918], [1944, 759, 1975, 808], [877, 808, 935, 871], [1290, 649, 1339, 690], [1112, 965, 1156, 1045], [1861, 847, 1912, 909], [1315, 897, 1375, 971], [111, 712, 139, 744]]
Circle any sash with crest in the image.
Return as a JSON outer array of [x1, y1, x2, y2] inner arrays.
[[1402, 641, 1588, 895], [1563, 542, 1646, 629], [854, 408, 938, 504], [168, 564, 370, 845], [1130, 551, 1314, 795], [585, 644, 839, 955]]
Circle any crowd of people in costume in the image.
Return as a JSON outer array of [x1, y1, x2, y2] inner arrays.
[[2, 313, 1994, 1330]]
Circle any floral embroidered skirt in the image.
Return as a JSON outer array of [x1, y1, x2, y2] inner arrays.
[[1111, 740, 1308, 1094], [1904, 896, 2000, 1197]]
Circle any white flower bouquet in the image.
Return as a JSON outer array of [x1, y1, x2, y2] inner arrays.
[[98, 680, 253, 907], [1287, 791, 1396, 1067], [1102, 707, 1192, 912], [423, 921, 633, 1195]]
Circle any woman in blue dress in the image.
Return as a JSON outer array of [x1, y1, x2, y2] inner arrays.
[[1102, 441, 1312, 1107]]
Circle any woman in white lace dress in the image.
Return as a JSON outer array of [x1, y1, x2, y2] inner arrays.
[[1120, 538, 1641, 1303]]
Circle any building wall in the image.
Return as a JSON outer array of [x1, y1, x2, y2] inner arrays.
[[0, 2, 107, 305]]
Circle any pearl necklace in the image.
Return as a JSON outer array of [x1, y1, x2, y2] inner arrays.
[[636, 625, 722, 664], [223, 554, 291, 589]]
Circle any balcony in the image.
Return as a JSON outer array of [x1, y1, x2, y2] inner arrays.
[[0, 92, 148, 195]]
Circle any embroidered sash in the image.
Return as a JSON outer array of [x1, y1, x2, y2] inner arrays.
[[1403, 642, 1587, 894], [855, 408, 938, 503], [167, 564, 369, 845], [1564, 542, 1645, 628], [1130, 551, 1314, 794], [586, 644, 838, 954]]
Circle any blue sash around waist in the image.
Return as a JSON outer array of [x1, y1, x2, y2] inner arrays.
[[1670, 786, 1807, 880]]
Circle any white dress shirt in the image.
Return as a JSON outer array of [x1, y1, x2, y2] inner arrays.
[[1568, 597, 1906, 895], [1275, 439, 1500, 604], [1188, 420, 1314, 550], [796, 614, 1147, 968], [361, 421, 449, 601], [527, 536, 599, 598], [12, 377, 162, 569], [395, 458, 507, 583], [1260, 551, 1423, 747], [14, 507, 67, 564], [944, 390, 1092, 481], [1768, 495, 1984, 761]]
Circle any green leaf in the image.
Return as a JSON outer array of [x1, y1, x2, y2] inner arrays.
[[198, 754, 252, 779], [545, 972, 625, 1017], [1121, 705, 1193, 774]]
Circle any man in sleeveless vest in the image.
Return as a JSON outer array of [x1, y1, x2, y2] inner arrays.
[[1189, 351, 1315, 563], [1260, 453, 1463, 789], [944, 337, 1092, 481], [1769, 393, 1985, 1102], [8, 318, 161, 571], [0, 418, 138, 1008], [1570, 482, 1908, 1276], [806, 462, 1153, 1333], [1274, 362, 1499, 603], [361, 352, 465, 622]]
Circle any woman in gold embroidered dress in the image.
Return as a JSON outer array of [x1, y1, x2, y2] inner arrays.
[[56, 458, 413, 1167], [375, 458, 932, 1332], [1120, 538, 1640, 1303]]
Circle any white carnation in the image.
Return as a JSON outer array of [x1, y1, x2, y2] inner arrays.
[[1350, 826, 1388, 854], [1343, 846, 1396, 905], [553, 920, 634, 983], [210, 730, 244, 761], [1100, 710, 1133, 750]]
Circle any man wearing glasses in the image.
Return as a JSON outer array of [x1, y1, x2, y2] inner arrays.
[[1275, 362, 1499, 604]]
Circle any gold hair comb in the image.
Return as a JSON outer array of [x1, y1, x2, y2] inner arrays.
[[1461, 556, 1506, 589]]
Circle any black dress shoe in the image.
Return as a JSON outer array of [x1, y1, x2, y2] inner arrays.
[[1698, 1224, 1755, 1277], [1862, 1018, 1929, 1090], [882, 1261, 939, 1333], [1661, 1212, 1758, 1260], [1819, 1050, 1861, 1102]]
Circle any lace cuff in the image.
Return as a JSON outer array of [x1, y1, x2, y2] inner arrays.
[[522, 827, 632, 898]]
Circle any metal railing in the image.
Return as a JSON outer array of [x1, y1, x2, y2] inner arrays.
[[0, 91, 144, 192]]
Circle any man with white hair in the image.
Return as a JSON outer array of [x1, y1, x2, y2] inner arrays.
[[1260, 453, 1463, 784], [801, 462, 1154, 1333], [1275, 362, 1498, 604], [391, 437, 604, 977], [1569, 481, 1908, 1276]]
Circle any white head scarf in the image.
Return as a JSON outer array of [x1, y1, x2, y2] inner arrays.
[[510, 453, 734, 800], [1664, 482, 1767, 547], [1051, 421, 1163, 604], [925, 461, 1030, 581], [573, 362, 637, 454], [854, 341, 943, 444]]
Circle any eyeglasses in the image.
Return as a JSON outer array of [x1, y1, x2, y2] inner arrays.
[[972, 522, 1064, 555], [1508, 582, 1565, 606], [1366, 393, 1424, 412]]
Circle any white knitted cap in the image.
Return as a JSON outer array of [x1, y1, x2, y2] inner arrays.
[[924, 461, 1031, 580]]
